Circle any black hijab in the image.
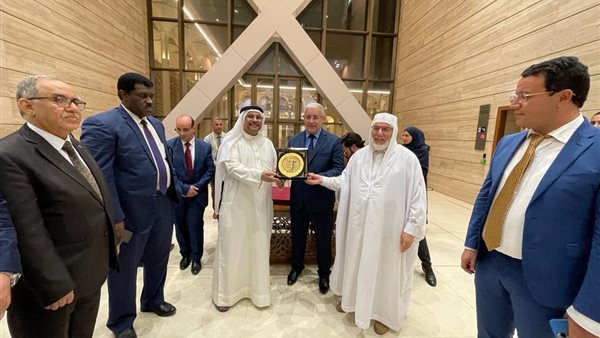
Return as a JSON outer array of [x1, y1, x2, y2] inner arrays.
[[403, 126, 430, 178]]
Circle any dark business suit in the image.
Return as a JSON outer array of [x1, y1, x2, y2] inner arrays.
[[465, 122, 600, 337], [81, 106, 180, 333], [0, 195, 21, 276], [288, 129, 344, 277], [167, 137, 214, 261], [0, 125, 117, 338]]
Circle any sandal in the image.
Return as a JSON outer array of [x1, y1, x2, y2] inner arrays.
[[214, 303, 230, 312]]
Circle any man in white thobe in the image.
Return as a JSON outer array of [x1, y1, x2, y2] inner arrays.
[[307, 113, 427, 334], [212, 105, 279, 312]]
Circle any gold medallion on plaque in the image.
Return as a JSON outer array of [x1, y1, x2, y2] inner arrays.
[[276, 148, 308, 179]]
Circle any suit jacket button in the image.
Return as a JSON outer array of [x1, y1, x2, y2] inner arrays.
[[104, 230, 110, 237]]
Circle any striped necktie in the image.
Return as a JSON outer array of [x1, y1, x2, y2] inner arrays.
[[62, 141, 103, 200], [141, 119, 168, 194]]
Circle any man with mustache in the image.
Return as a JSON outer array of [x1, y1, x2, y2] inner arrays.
[[211, 106, 279, 312], [0, 75, 118, 337], [82, 73, 180, 338]]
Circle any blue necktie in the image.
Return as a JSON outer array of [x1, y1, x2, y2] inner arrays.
[[308, 134, 316, 151], [141, 119, 168, 194]]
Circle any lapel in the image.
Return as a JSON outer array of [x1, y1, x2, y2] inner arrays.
[[173, 139, 186, 176], [72, 138, 105, 205], [488, 132, 528, 204], [118, 106, 153, 163], [530, 122, 595, 203], [148, 116, 174, 172], [193, 138, 203, 175], [21, 125, 103, 205]]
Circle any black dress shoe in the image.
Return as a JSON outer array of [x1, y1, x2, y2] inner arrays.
[[287, 269, 300, 285], [180, 257, 191, 270], [141, 302, 176, 317], [191, 260, 201, 275], [422, 263, 437, 287], [319, 277, 330, 294], [114, 327, 137, 338]]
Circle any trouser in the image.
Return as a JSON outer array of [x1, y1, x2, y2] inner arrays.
[[174, 196, 206, 260], [106, 194, 173, 333], [8, 287, 101, 338], [475, 250, 563, 338], [290, 207, 333, 278]]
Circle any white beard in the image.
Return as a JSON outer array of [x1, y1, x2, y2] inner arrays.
[[372, 141, 390, 152]]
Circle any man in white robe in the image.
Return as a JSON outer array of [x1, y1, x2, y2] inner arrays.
[[212, 106, 280, 312], [306, 113, 427, 334]]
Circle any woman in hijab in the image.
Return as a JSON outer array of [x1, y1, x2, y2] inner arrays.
[[401, 126, 437, 287]]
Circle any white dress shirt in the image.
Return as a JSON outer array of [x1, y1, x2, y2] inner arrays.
[[122, 105, 171, 190], [27, 122, 89, 170]]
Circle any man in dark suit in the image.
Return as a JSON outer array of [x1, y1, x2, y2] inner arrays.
[[168, 114, 214, 275], [287, 102, 344, 294], [0, 75, 118, 337], [81, 73, 180, 338], [0, 195, 22, 320], [461, 57, 600, 337]]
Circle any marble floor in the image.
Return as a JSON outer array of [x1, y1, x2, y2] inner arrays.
[[1, 190, 479, 337]]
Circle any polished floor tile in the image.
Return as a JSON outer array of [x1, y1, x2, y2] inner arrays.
[[1, 191, 480, 337]]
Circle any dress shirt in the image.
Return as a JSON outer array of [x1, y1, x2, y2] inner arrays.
[[26, 122, 89, 170], [489, 114, 584, 259], [305, 129, 322, 148], [204, 132, 226, 162], [122, 105, 171, 189]]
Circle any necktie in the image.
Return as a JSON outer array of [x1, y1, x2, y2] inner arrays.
[[184, 141, 193, 181], [308, 134, 316, 151], [141, 119, 168, 194], [62, 141, 103, 200], [483, 134, 545, 251], [216, 135, 221, 147]]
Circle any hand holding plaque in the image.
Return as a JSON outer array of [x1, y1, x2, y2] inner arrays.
[[276, 148, 308, 180]]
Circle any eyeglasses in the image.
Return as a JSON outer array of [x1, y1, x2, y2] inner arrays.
[[26, 95, 86, 110], [175, 127, 192, 132], [509, 91, 554, 103]]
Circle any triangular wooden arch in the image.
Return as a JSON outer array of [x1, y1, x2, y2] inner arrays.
[[163, 0, 372, 139]]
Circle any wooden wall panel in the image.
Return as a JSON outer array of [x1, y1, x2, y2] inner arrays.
[[0, 0, 148, 134], [395, 0, 600, 203]]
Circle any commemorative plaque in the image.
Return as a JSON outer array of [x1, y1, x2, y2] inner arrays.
[[276, 148, 308, 180]]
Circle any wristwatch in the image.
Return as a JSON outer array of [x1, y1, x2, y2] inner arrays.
[[1, 272, 21, 287]]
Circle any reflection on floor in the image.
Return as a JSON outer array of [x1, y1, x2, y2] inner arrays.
[[1, 191, 480, 337]]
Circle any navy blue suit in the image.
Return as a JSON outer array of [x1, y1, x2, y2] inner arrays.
[[288, 129, 344, 277], [81, 106, 180, 333], [0, 195, 20, 275], [167, 137, 214, 261], [465, 122, 600, 337]]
